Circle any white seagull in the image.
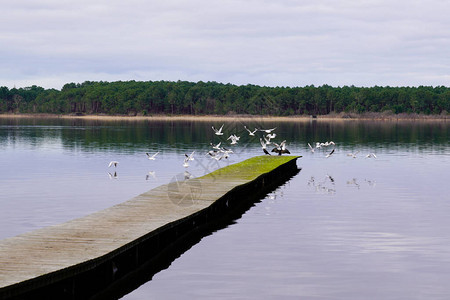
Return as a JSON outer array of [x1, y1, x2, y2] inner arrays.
[[244, 126, 258, 136], [227, 134, 240, 145], [108, 161, 119, 168], [210, 142, 222, 150], [259, 127, 276, 134], [185, 151, 195, 161], [308, 143, 315, 153], [146, 152, 159, 160], [260, 138, 271, 155], [366, 153, 377, 158], [212, 124, 224, 135], [266, 133, 276, 140]]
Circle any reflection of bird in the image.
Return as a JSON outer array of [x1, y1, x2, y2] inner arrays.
[[259, 127, 276, 133], [347, 151, 359, 158], [145, 171, 156, 180], [308, 143, 315, 153], [108, 161, 119, 168], [244, 126, 258, 136], [184, 171, 194, 180], [272, 140, 290, 155], [183, 156, 190, 168], [260, 138, 271, 155], [326, 148, 335, 158], [366, 153, 377, 158], [326, 174, 335, 183], [108, 171, 118, 179], [146, 152, 159, 160], [212, 124, 224, 135]]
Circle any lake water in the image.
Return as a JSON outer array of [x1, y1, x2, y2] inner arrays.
[[1, 117, 449, 299]]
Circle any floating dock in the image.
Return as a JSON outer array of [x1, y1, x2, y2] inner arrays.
[[0, 156, 300, 299]]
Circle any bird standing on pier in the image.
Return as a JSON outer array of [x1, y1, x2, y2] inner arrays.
[[260, 138, 271, 155], [272, 140, 290, 155]]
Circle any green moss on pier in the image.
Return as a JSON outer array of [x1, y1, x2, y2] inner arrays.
[[201, 155, 300, 181]]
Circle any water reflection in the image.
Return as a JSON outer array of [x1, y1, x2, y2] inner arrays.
[[108, 171, 118, 179], [1, 117, 449, 299]]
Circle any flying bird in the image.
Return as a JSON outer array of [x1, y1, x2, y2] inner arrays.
[[210, 142, 222, 150], [244, 126, 258, 136], [108, 161, 119, 168], [366, 153, 377, 158], [212, 124, 224, 135], [227, 134, 240, 144], [146, 152, 159, 160], [308, 143, 315, 153], [185, 151, 195, 161], [259, 127, 276, 133]]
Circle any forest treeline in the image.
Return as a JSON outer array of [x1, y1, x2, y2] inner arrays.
[[1, 80, 449, 116]]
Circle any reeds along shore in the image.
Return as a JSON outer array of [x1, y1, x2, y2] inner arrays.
[[0, 112, 448, 122]]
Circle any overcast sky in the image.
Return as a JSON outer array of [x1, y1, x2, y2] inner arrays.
[[1, 0, 449, 89]]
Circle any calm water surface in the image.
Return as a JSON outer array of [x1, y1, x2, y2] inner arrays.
[[1, 117, 449, 299]]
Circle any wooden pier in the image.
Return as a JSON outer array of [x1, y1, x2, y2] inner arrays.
[[0, 156, 300, 299]]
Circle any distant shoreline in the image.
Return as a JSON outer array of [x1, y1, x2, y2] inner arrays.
[[0, 113, 448, 122]]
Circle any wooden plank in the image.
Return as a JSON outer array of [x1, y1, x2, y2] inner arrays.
[[0, 155, 299, 298]]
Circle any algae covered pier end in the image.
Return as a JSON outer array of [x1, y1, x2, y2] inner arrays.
[[0, 155, 300, 299]]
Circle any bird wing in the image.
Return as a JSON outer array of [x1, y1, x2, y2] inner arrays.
[[260, 138, 266, 148]]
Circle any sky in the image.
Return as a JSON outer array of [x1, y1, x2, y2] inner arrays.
[[1, 0, 450, 89]]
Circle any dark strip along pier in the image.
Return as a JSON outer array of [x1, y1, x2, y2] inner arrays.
[[0, 156, 300, 299]]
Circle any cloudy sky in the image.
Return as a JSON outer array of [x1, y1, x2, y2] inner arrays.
[[1, 0, 449, 89]]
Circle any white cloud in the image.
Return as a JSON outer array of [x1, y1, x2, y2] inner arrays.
[[1, 0, 449, 89]]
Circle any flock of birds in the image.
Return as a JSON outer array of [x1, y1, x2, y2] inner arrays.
[[107, 124, 377, 179]]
